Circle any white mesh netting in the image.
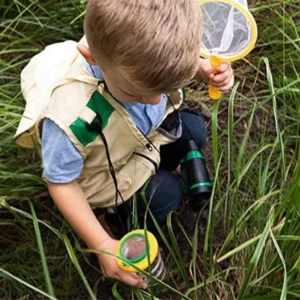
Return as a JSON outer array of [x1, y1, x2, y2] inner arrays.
[[200, 0, 252, 58]]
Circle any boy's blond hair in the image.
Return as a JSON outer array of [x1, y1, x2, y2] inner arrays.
[[84, 0, 202, 94]]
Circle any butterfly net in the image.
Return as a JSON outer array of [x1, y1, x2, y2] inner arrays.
[[200, 0, 253, 58]]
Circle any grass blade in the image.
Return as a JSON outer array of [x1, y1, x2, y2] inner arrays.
[[29, 201, 55, 298], [270, 231, 287, 300], [0, 268, 57, 300], [262, 57, 286, 176], [212, 100, 220, 194], [112, 282, 123, 300], [237, 209, 275, 299], [62, 234, 96, 300]]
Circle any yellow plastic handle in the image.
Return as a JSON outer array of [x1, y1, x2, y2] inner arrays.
[[209, 55, 223, 100]]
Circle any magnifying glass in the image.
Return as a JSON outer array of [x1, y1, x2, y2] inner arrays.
[[198, 0, 258, 100]]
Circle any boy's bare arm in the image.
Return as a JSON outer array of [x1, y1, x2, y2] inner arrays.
[[47, 181, 147, 289]]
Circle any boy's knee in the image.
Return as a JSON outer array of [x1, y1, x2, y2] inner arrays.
[[146, 172, 182, 224], [196, 118, 206, 148], [180, 111, 207, 148]]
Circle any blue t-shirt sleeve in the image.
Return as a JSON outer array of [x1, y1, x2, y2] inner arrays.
[[42, 118, 84, 183]]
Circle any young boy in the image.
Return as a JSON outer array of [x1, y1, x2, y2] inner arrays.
[[16, 0, 233, 289]]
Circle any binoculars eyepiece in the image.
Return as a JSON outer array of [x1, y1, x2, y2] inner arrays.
[[181, 140, 212, 211]]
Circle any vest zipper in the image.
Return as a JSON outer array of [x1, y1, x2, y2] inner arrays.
[[133, 152, 158, 170]]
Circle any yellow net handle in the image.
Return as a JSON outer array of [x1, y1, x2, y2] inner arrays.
[[209, 55, 223, 100], [198, 0, 258, 100]]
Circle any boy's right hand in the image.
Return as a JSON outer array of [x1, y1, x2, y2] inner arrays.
[[97, 238, 147, 289], [47, 182, 146, 288]]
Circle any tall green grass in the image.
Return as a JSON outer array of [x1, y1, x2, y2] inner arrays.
[[1, 0, 300, 298]]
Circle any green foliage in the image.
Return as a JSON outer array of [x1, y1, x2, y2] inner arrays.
[[1, 0, 300, 299]]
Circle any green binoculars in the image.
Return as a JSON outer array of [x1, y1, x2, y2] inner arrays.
[[181, 140, 212, 211]]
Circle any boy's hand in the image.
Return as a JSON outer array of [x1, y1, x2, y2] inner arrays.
[[97, 238, 147, 289], [195, 58, 234, 92], [48, 182, 145, 288]]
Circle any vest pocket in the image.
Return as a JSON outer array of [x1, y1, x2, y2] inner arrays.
[[81, 149, 160, 208], [133, 152, 158, 170]]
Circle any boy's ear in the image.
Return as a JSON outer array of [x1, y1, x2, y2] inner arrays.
[[77, 44, 98, 65]]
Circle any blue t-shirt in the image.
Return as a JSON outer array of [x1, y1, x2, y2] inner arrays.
[[42, 59, 168, 183], [83, 61, 168, 134]]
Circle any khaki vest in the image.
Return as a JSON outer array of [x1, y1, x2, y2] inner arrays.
[[15, 38, 183, 208]]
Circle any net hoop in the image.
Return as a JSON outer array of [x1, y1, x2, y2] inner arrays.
[[199, 0, 258, 61]]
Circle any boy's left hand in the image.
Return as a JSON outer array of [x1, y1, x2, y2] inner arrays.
[[195, 58, 234, 92]]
